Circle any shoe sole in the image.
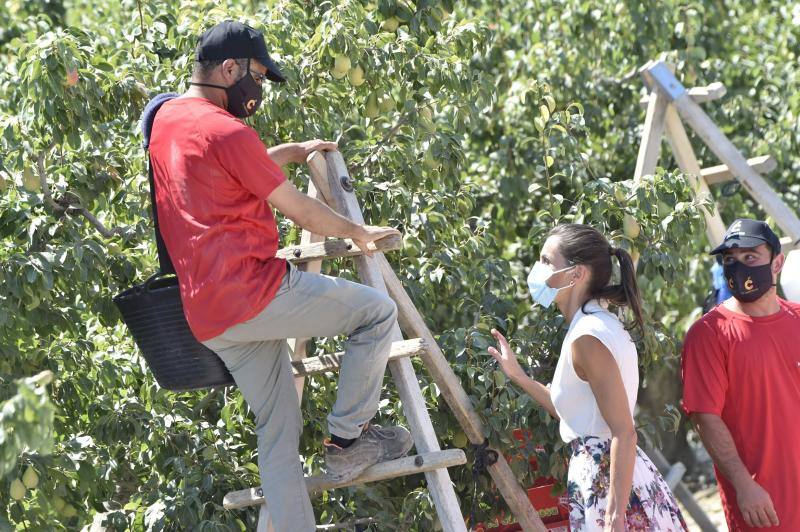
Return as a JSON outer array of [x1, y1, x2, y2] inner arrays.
[[325, 458, 378, 484], [381, 436, 414, 462]]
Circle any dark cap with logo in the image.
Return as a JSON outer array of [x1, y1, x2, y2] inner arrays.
[[196, 20, 285, 83], [710, 218, 781, 255]]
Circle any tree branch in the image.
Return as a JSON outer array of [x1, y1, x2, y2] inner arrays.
[[37, 150, 64, 213], [349, 111, 413, 174], [37, 149, 123, 238]]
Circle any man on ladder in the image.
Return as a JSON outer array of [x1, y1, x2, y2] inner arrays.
[[682, 218, 800, 531], [148, 20, 412, 531]]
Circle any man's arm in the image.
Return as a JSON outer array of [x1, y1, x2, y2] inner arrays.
[[267, 140, 338, 167], [692, 413, 779, 528], [267, 180, 399, 256]]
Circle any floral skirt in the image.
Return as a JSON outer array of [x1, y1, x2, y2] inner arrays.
[[567, 436, 688, 531]]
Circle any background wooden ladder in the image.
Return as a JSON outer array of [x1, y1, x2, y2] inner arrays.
[[634, 60, 800, 251], [222, 151, 547, 531]]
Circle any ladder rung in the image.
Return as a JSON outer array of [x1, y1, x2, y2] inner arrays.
[[223, 449, 467, 509], [292, 338, 426, 377], [316, 518, 377, 531], [276, 234, 401, 264], [701, 154, 776, 185], [639, 81, 726, 107]]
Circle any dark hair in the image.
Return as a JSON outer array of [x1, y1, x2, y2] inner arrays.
[[192, 57, 247, 79], [547, 223, 645, 333]]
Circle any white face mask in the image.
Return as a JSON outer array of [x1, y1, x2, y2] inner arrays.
[[527, 261, 575, 308]]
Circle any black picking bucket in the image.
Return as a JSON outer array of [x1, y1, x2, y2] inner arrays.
[[113, 274, 235, 391]]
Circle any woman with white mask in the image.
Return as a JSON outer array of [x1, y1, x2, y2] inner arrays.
[[489, 224, 687, 531]]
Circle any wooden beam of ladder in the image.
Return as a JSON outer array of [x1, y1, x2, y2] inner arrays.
[[643, 61, 800, 244], [376, 254, 546, 531], [639, 81, 726, 107], [663, 105, 727, 244], [222, 449, 467, 509], [276, 234, 402, 264], [646, 447, 718, 532], [288, 179, 326, 400], [633, 87, 668, 180], [291, 338, 426, 377], [307, 151, 471, 532], [701, 155, 777, 185]]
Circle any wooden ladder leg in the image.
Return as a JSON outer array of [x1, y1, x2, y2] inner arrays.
[[262, 177, 331, 532], [289, 179, 328, 400], [308, 151, 468, 532], [663, 104, 728, 244], [256, 503, 275, 532], [647, 447, 718, 532], [633, 86, 668, 180], [376, 257, 546, 532]]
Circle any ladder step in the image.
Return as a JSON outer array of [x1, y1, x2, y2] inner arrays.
[[292, 338, 426, 377], [701, 154, 777, 185], [780, 236, 796, 252], [276, 234, 401, 264], [639, 81, 726, 107], [223, 449, 467, 510]]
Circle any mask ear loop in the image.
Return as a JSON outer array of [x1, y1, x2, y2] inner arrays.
[[555, 265, 577, 290], [242, 58, 251, 83]]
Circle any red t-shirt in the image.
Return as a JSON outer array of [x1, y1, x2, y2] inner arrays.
[[681, 298, 800, 531], [149, 97, 287, 341]]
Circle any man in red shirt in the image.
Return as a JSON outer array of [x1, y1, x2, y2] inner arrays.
[[149, 21, 412, 531], [682, 218, 800, 531]]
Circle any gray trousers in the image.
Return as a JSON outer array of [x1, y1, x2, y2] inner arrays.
[[202, 264, 397, 531]]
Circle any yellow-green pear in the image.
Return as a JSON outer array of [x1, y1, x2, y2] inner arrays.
[[348, 65, 365, 86], [22, 466, 39, 489], [10, 478, 26, 500]]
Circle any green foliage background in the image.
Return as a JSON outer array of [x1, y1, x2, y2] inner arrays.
[[1, 0, 797, 529]]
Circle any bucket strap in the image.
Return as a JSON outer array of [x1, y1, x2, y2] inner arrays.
[[141, 92, 179, 275]]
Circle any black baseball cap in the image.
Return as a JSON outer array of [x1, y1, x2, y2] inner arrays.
[[710, 218, 781, 255], [196, 21, 285, 83]]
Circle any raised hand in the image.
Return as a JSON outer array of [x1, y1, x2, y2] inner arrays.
[[297, 139, 338, 157], [487, 328, 525, 381]]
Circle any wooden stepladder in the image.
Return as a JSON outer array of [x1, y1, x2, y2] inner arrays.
[[223, 151, 548, 532], [632, 61, 800, 532], [634, 60, 800, 251]]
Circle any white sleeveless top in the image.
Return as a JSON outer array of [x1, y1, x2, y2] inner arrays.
[[549, 300, 639, 443]]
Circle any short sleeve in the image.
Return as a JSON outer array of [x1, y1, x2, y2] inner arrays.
[[681, 319, 728, 416], [213, 126, 286, 200]]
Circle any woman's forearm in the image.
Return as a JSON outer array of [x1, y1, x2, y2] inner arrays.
[[509, 373, 559, 419], [606, 430, 637, 517]]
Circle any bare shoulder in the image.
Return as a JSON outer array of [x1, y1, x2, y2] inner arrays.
[[571, 335, 616, 380]]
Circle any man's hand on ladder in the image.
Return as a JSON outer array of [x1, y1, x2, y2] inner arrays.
[[354, 225, 401, 257]]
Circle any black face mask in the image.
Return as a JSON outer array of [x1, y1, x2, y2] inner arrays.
[[190, 59, 263, 118], [723, 259, 776, 303]]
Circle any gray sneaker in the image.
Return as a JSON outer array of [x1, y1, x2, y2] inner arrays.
[[324, 423, 414, 483]]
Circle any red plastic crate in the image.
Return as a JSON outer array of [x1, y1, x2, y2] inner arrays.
[[472, 429, 571, 531]]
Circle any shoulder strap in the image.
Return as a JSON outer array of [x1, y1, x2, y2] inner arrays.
[[142, 93, 180, 276], [147, 156, 175, 275]]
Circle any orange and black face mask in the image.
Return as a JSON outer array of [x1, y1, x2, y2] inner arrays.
[[190, 58, 263, 118], [723, 260, 776, 303]]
